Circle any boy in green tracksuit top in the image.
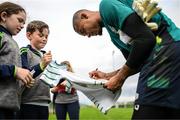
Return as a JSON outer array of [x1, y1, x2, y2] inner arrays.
[[19, 20, 52, 119]]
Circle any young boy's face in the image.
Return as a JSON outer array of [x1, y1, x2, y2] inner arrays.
[[27, 28, 49, 50]]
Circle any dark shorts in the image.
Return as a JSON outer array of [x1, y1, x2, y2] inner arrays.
[[132, 104, 180, 119], [136, 41, 180, 109]]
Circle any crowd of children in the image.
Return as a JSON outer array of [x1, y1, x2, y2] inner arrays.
[[0, 1, 79, 120]]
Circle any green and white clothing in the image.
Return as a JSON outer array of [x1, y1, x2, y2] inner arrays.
[[20, 45, 51, 106], [99, 0, 180, 109]]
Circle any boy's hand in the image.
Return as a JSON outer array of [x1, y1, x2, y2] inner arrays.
[[51, 84, 64, 93], [60, 80, 67, 86], [40, 51, 52, 69], [15, 67, 34, 85], [51, 86, 58, 93]]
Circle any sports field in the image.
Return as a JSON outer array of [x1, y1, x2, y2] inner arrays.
[[49, 106, 133, 120]]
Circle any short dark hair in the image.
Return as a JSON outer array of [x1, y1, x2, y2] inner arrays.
[[0, 2, 26, 22], [26, 20, 49, 34], [72, 9, 88, 31]]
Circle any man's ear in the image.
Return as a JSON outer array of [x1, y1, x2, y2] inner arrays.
[[26, 32, 32, 40], [81, 13, 88, 19]]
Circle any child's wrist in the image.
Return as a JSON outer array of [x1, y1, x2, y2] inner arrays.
[[13, 66, 17, 77], [40, 62, 45, 70]]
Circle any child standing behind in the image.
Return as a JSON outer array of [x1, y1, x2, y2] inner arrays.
[[19, 20, 52, 119], [51, 61, 80, 120], [0, 2, 34, 119]]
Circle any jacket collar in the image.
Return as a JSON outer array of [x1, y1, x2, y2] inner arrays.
[[0, 25, 12, 36], [27, 45, 46, 57]]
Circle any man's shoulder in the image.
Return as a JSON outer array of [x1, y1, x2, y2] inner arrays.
[[100, 0, 126, 7], [100, 0, 133, 25], [100, 0, 132, 13], [100, 0, 116, 8]]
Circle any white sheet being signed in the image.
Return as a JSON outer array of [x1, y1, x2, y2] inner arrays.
[[40, 61, 121, 113]]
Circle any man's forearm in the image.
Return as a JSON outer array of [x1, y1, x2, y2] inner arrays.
[[116, 64, 137, 80], [105, 69, 121, 80]]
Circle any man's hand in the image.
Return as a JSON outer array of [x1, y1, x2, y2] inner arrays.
[[104, 74, 125, 92], [104, 64, 136, 92], [89, 69, 107, 80]]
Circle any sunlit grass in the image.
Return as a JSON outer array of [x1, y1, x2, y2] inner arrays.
[[49, 106, 133, 120]]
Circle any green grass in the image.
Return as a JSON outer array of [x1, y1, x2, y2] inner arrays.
[[49, 106, 133, 120]]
